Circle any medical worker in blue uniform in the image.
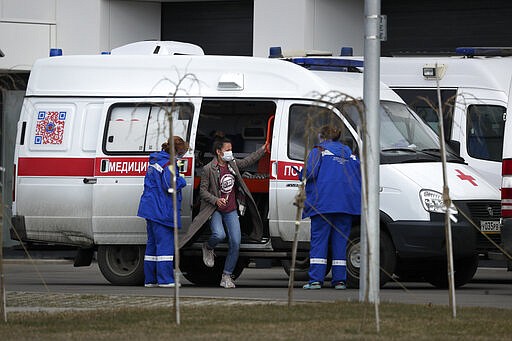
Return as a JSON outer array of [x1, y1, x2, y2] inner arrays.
[[301, 125, 361, 290], [138, 136, 188, 288]]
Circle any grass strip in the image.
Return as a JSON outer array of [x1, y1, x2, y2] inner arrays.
[[2, 300, 512, 340]]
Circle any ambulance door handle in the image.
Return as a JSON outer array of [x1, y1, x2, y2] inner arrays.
[[271, 161, 277, 178], [83, 178, 97, 184]]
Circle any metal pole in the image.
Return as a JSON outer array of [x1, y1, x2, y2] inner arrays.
[[170, 147, 181, 325], [361, 0, 381, 305], [168, 110, 181, 325], [0, 166, 6, 322], [0, 52, 5, 323], [435, 65, 457, 318]]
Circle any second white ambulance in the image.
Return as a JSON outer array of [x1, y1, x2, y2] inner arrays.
[[380, 48, 512, 260]]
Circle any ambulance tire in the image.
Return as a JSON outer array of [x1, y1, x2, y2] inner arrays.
[[97, 245, 145, 286], [424, 254, 479, 288], [281, 258, 332, 282], [180, 255, 248, 286], [346, 226, 396, 289]]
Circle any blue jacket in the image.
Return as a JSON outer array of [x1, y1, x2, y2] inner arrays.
[[137, 150, 187, 228], [301, 140, 361, 218]]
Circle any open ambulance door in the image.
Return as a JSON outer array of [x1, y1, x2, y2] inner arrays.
[[269, 99, 361, 281], [270, 100, 361, 244]]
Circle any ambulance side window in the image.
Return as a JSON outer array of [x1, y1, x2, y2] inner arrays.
[[104, 103, 193, 154], [288, 104, 345, 161], [105, 105, 149, 152], [145, 104, 192, 152]]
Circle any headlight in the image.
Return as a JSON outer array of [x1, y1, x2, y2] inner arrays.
[[419, 189, 456, 214]]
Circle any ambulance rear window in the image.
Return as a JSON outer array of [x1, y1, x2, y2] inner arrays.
[[104, 103, 193, 154]]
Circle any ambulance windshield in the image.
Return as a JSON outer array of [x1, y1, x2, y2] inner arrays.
[[379, 101, 439, 151], [342, 101, 463, 164]]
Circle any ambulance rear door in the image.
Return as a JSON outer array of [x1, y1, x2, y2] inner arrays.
[[92, 98, 200, 245], [455, 91, 506, 189], [14, 98, 102, 246]]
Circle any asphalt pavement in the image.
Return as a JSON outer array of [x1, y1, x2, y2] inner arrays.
[[3, 257, 512, 312]]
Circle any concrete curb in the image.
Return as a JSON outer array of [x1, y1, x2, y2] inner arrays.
[[3, 259, 74, 265]]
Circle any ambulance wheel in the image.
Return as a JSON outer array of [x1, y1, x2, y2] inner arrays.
[[180, 255, 248, 286], [346, 226, 396, 289], [97, 245, 145, 286], [424, 254, 479, 288], [281, 257, 332, 281]]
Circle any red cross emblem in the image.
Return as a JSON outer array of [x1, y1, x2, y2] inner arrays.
[[455, 169, 477, 186]]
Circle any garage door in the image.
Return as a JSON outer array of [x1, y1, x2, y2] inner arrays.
[[161, 1, 254, 56], [382, 0, 512, 55]]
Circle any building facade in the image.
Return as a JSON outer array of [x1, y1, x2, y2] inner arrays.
[[1, 0, 511, 246]]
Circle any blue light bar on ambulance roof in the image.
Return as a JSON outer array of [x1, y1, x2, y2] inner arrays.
[[269, 46, 283, 58], [455, 47, 512, 57], [290, 57, 364, 72], [340, 47, 353, 56], [49, 48, 62, 57]]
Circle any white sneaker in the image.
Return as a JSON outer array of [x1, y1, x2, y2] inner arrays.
[[158, 283, 181, 288], [220, 274, 236, 288], [202, 242, 215, 268], [144, 283, 158, 288]]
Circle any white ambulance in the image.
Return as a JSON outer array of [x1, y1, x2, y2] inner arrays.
[[379, 48, 512, 259], [501, 77, 512, 268], [11, 43, 500, 288]]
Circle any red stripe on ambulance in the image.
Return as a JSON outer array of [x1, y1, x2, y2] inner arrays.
[[17, 157, 95, 176], [17, 156, 193, 177], [277, 161, 303, 180]]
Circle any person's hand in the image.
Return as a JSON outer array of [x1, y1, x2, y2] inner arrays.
[[216, 198, 227, 207], [262, 142, 270, 153]]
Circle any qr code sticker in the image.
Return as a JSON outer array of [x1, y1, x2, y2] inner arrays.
[[34, 111, 66, 145]]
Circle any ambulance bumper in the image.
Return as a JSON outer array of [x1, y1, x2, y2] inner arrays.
[[501, 217, 512, 255], [387, 218, 477, 260]]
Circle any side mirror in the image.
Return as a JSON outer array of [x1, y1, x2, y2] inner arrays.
[[447, 140, 460, 155]]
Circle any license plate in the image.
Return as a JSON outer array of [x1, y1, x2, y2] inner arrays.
[[480, 220, 501, 233]]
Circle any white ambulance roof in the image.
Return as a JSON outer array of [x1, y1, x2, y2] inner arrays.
[[26, 54, 401, 102], [110, 40, 205, 56], [380, 56, 512, 92], [27, 55, 330, 98]]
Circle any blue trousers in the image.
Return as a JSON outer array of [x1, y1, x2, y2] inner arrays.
[[308, 213, 352, 284], [207, 210, 241, 275], [144, 220, 175, 285]]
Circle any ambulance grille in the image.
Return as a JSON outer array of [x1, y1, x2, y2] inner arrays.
[[456, 201, 501, 253]]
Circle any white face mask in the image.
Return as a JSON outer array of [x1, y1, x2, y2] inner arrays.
[[221, 150, 234, 162]]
